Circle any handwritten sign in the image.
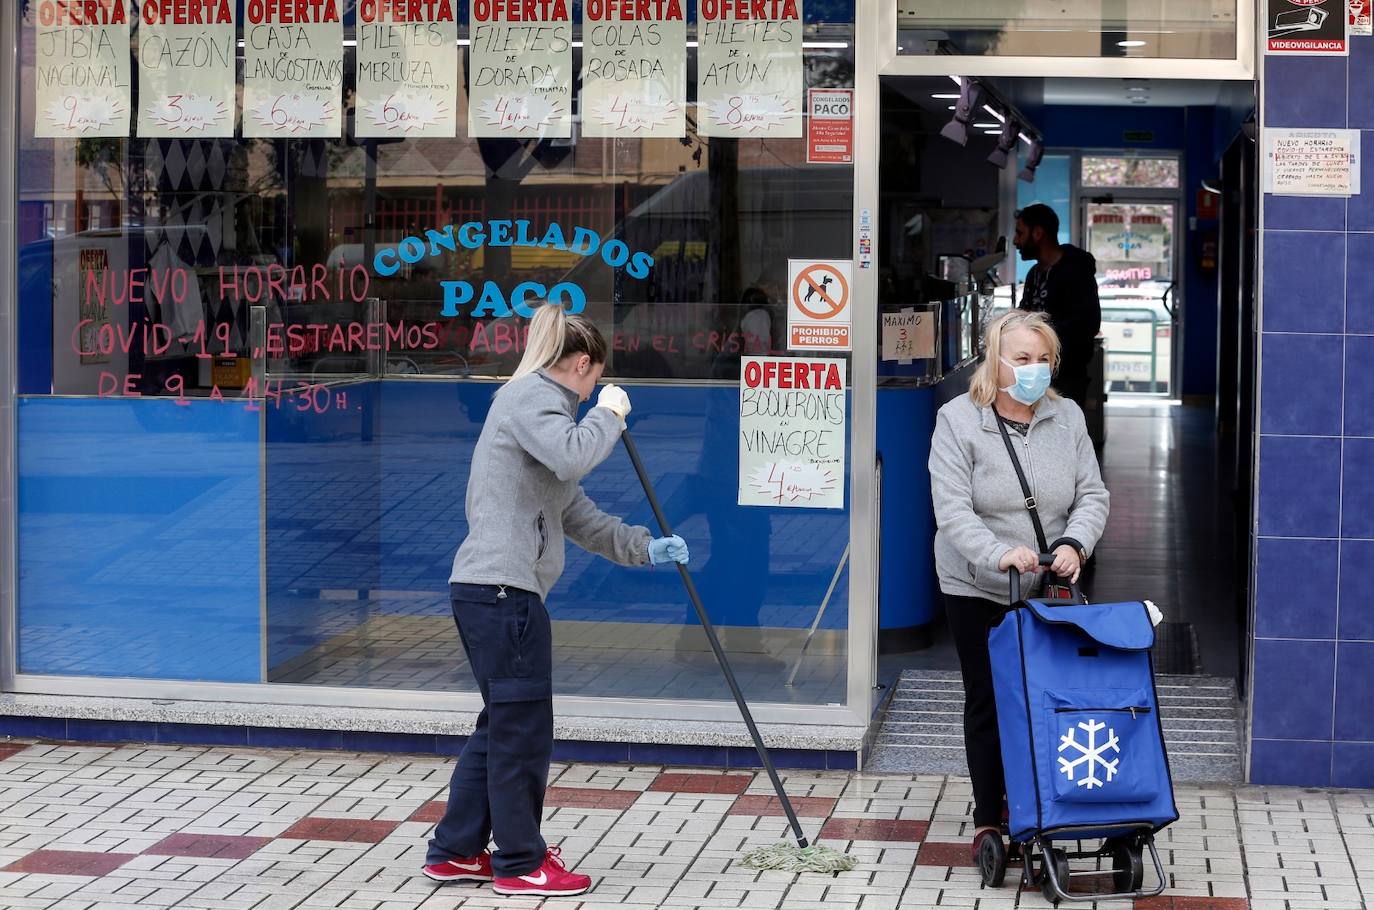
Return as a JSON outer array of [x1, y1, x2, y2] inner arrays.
[[137, 0, 235, 137], [1264, 128, 1362, 196], [30, 0, 132, 138], [581, 0, 686, 137], [243, 0, 343, 138], [469, 0, 572, 138], [881, 311, 935, 362], [356, 0, 458, 137], [739, 357, 846, 510], [697, 0, 803, 138]]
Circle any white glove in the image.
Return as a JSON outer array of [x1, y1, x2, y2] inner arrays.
[[596, 384, 631, 421], [1143, 600, 1163, 627]]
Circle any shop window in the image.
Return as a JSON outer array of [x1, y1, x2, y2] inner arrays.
[[897, 0, 1238, 59], [1081, 156, 1180, 189], [12, 2, 856, 703]]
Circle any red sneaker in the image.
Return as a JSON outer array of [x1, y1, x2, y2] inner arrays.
[[422, 852, 493, 883], [492, 847, 591, 897]]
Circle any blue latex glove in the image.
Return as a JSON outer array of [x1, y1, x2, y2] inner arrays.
[[648, 535, 690, 566]]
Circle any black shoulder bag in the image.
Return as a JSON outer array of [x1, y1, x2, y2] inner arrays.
[[995, 413, 1080, 603]]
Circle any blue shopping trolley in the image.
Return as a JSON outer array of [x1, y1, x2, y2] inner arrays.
[[978, 558, 1179, 905]]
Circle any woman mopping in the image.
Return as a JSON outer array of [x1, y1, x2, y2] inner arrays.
[[421, 305, 690, 898]]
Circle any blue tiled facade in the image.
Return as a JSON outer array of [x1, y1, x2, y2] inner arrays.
[[1254, 41, 1374, 788]]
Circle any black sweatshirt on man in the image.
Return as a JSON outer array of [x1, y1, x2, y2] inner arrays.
[[1018, 244, 1101, 402]]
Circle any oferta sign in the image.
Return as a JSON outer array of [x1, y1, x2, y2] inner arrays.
[[372, 220, 655, 316]]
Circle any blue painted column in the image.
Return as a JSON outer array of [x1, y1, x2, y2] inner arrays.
[[1252, 41, 1374, 787]]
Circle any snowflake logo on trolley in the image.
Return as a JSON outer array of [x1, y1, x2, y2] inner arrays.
[[1058, 718, 1121, 789]]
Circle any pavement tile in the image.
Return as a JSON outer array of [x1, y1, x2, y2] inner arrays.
[[3, 850, 139, 876]]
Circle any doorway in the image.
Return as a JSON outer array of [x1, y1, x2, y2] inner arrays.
[[864, 74, 1258, 781]]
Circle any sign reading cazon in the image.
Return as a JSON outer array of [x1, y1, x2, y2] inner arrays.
[[372, 220, 655, 316]]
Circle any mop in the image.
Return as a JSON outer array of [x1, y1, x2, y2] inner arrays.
[[620, 429, 856, 874]]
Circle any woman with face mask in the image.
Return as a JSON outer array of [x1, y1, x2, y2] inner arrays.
[[927, 309, 1109, 861]]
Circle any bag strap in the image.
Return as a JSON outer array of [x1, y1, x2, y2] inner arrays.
[[995, 412, 1050, 555]]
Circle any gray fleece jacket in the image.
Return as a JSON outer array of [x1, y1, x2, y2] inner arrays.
[[929, 393, 1109, 602], [450, 371, 652, 599]]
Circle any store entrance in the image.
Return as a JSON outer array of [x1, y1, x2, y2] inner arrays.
[[866, 75, 1258, 780]]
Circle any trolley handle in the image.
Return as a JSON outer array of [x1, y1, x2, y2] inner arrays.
[[1008, 553, 1085, 606]]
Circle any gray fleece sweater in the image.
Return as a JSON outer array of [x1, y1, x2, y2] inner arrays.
[[450, 371, 652, 599], [929, 393, 1109, 602]]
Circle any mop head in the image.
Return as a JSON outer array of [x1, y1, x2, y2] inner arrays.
[[740, 841, 858, 873]]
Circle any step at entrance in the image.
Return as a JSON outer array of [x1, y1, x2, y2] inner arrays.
[[865, 669, 1243, 782]]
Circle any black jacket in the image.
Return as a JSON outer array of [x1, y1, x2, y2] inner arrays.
[[1019, 245, 1101, 380]]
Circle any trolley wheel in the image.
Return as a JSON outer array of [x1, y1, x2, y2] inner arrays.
[[1040, 847, 1070, 905], [976, 831, 1008, 888], [1111, 842, 1145, 892]]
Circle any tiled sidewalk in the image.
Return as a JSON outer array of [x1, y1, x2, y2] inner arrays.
[[0, 740, 1366, 910]]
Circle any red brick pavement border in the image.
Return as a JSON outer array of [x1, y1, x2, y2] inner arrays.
[[916, 841, 976, 867], [3, 850, 138, 876], [409, 802, 446, 824], [279, 817, 401, 844], [819, 818, 930, 842], [648, 773, 753, 795], [1136, 898, 1249, 910], [544, 787, 643, 810], [145, 833, 274, 860], [0, 744, 30, 762], [727, 795, 838, 818]]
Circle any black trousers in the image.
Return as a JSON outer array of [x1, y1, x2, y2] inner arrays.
[[1054, 371, 1090, 411], [427, 583, 553, 877], [945, 594, 1008, 829]]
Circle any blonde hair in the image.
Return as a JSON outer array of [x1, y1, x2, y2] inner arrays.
[[969, 310, 1062, 407], [509, 305, 608, 382]]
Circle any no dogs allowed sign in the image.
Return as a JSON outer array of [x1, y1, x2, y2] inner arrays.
[[787, 259, 852, 351]]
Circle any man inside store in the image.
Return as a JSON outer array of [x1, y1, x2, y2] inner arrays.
[[1014, 204, 1101, 409]]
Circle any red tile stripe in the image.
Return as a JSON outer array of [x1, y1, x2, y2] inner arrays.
[[649, 772, 754, 795], [0, 744, 30, 761], [1136, 899, 1249, 910], [819, 818, 930, 842], [727, 795, 837, 818], [409, 802, 446, 824], [3, 850, 138, 877], [145, 833, 273, 860], [544, 787, 643, 810], [279, 817, 400, 844], [916, 841, 976, 867]]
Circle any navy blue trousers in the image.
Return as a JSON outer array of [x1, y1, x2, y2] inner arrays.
[[427, 583, 553, 878]]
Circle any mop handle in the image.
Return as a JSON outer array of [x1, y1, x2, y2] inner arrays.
[[620, 429, 810, 850]]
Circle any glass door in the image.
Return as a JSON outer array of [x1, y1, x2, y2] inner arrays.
[[1083, 200, 1179, 396]]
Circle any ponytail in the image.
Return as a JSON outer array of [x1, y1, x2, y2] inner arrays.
[[509, 304, 608, 382]]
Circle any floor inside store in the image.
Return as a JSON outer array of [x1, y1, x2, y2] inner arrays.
[[881, 398, 1242, 682]]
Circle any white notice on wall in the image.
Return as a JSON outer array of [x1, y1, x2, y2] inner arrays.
[[356, 0, 458, 137], [137, 1, 236, 137], [1264, 128, 1362, 196], [31, 0, 132, 138], [243, 0, 344, 138], [469, 0, 573, 138], [739, 357, 846, 510], [881, 311, 935, 362], [697, 0, 803, 138], [1353, 0, 1371, 37], [581, 0, 686, 138]]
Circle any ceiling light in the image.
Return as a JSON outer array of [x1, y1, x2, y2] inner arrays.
[[988, 119, 1020, 168], [940, 79, 984, 146], [973, 122, 1000, 129], [1126, 86, 1149, 93], [931, 93, 961, 100], [1117, 39, 1147, 47], [1020, 140, 1045, 183]]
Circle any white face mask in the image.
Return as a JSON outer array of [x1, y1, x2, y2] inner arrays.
[[999, 358, 1052, 405]]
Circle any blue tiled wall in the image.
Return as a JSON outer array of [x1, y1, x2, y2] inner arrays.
[[1253, 40, 1374, 788]]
